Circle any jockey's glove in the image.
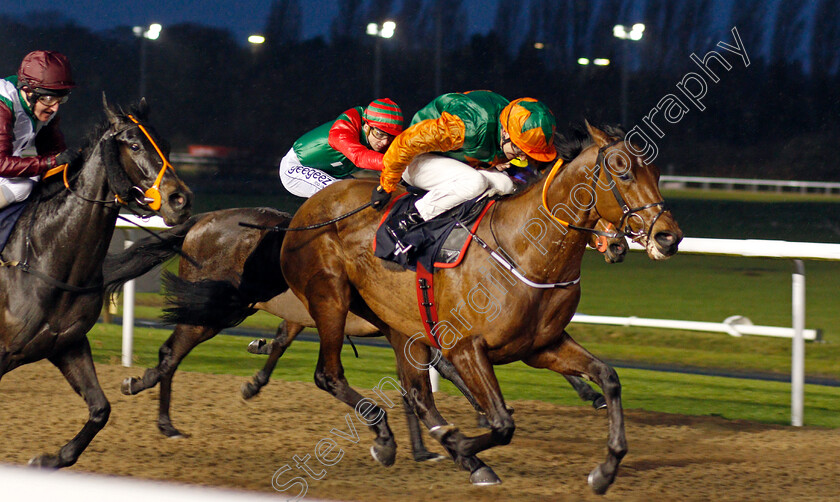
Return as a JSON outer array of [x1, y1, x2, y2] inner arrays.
[[370, 185, 392, 210], [54, 148, 82, 168]]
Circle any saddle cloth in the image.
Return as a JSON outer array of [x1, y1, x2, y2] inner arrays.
[[0, 201, 27, 254], [373, 189, 493, 272]]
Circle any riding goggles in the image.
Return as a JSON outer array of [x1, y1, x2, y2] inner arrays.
[[34, 91, 70, 106], [368, 127, 394, 141]]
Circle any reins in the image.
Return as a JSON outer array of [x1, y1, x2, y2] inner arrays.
[[540, 138, 668, 242], [0, 256, 102, 294], [470, 136, 668, 289], [239, 202, 373, 232], [115, 211, 201, 268], [0, 187, 103, 294]]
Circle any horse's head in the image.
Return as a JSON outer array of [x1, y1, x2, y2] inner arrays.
[[585, 122, 682, 260], [102, 94, 192, 225], [589, 219, 628, 263]]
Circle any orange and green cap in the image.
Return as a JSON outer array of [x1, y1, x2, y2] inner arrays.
[[500, 97, 557, 162], [363, 98, 404, 136]]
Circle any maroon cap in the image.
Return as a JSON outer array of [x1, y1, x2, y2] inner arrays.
[[17, 50, 75, 91]]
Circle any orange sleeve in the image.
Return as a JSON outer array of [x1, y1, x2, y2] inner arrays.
[[379, 111, 466, 192]]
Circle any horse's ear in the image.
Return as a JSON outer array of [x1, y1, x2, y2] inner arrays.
[[585, 120, 610, 148], [137, 98, 150, 120], [102, 92, 119, 125]]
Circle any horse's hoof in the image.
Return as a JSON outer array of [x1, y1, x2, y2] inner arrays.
[[370, 442, 396, 467], [587, 465, 612, 495], [28, 454, 60, 469], [247, 339, 269, 355], [412, 451, 446, 462], [592, 396, 607, 410], [429, 424, 458, 443], [470, 466, 501, 486], [120, 377, 137, 396], [241, 382, 260, 400], [158, 423, 188, 439]]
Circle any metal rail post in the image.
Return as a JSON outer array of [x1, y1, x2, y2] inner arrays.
[[791, 259, 805, 426], [121, 239, 135, 367]]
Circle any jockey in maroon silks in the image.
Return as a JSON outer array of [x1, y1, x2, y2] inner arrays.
[[0, 50, 79, 208]]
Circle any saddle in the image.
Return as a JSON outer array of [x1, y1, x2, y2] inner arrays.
[[373, 190, 495, 349], [373, 189, 494, 273]]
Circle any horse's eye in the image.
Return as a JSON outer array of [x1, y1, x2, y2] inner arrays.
[[129, 144, 141, 152], [618, 172, 633, 182]]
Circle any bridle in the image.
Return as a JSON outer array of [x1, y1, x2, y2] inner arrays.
[[3, 113, 187, 293], [541, 138, 668, 243], [43, 113, 175, 211], [124, 114, 172, 211]]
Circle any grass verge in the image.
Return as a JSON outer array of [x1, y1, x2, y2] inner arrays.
[[86, 323, 840, 428]]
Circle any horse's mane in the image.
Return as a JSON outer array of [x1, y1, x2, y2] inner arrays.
[[506, 122, 626, 198], [35, 103, 145, 199], [81, 103, 147, 151], [555, 123, 626, 163]]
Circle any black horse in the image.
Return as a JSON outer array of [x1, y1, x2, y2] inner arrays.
[[0, 95, 192, 468]]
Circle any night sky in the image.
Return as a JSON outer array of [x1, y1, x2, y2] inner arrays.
[[2, 0, 497, 44]]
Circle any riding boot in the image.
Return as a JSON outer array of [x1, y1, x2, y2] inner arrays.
[[394, 207, 425, 238]]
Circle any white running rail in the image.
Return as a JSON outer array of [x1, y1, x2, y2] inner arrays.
[[114, 216, 840, 426]]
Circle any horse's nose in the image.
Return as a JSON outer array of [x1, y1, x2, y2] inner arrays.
[[168, 189, 192, 213], [654, 231, 681, 255], [608, 242, 627, 262]]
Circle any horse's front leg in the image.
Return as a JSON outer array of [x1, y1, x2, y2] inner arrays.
[[308, 278, 397, 467], [390, 332, 500, 485], [432, 335, 515, 458], [524, 330, 627, 495], [32, 337, 110, 468]]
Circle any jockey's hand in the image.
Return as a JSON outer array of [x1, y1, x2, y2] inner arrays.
[[370, 185, 392, 210], [54, 148, 81, 168]]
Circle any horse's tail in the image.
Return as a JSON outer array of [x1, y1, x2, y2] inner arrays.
[[103, 216, 200, 296], [160, 272, 257, 329], [160, 217, 289, 330]]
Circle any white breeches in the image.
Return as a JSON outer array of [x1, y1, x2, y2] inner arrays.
[[278, 148, 340, 198], [401, 153, 515, 220], [0, 176, 36, 209]]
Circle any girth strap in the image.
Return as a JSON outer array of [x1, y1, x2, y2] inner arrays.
[[415, 263, 442, 349]]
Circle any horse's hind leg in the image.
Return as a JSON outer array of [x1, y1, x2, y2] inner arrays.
[[31, 337, 110, 468], [401, 394, 445, 462], [565, 374, 607, 410], [241, 320, 301, 399], [524, 330, 627, 495], [121, 323, 220, 437]]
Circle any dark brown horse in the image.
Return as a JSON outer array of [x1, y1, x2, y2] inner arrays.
[[273, 123, 681, 494], [0, 96, 192, 468], [104, 206, 614, 451]]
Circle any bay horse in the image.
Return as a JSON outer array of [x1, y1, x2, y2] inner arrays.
[[273, 122, 681, 494], [0, 95, 192, 468], [103, 206, 616, 451]]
